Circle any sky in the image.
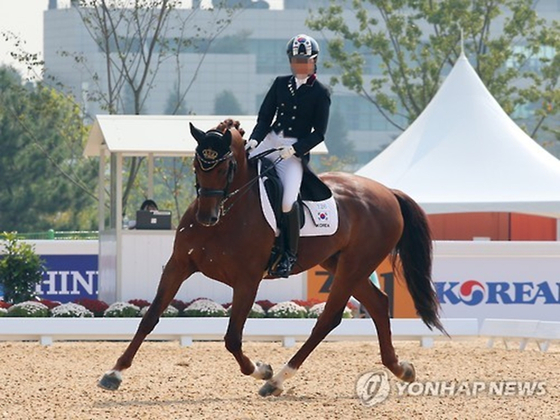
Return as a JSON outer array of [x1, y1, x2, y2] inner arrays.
[[0, 0, 283, 77], [0, 0, 48, 76]]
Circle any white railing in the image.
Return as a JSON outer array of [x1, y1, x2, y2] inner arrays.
[[0, 318, 557, 351], [0, 317, 477, 347]]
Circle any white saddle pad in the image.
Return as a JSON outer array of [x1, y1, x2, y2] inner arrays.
[[258, 161, 338, 237]]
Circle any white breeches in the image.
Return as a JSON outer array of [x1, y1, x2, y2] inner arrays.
[[250, 131, 303, 213]]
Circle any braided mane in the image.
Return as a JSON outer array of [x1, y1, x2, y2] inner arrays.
[[216, 118, 246, 137]]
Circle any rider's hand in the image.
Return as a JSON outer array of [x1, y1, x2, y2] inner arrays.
[[278, 145, 296, 160], [245, 139, 258, 152]]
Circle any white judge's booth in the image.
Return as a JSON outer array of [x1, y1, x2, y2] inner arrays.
[[84, 115, 328, 304]]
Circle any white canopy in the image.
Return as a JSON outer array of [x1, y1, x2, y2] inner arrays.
[[356, 53, 560, 218], [85, 114, 328, 157]]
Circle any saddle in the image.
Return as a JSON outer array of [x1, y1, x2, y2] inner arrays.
[[259, 157, 332, 229]]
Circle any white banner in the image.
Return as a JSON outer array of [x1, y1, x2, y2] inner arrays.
[[433, 241, 560, 321]]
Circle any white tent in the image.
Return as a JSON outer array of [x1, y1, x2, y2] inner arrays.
[[356, 53, 560, 218]]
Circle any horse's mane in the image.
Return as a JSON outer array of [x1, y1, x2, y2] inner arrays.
[[216, 118, 245, 138]]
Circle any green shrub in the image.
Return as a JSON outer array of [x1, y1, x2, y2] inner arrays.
[[51, 302, 93, 318], [7, 301, 49, 317], [104, 302, 140, 317], [266, 301, 307, 319], [308, 302, 353, 319], [0, 232, 45, 304], [139, 305, 179, 318], [183, 299, 227, 317]]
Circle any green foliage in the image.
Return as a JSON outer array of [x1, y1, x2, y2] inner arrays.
[[307, 0, 560, 141], [214, 90, 245, 115], [51, 302, 94, 318], [7, 301, 49, 317], [0, 232, 45, 304], [103, 302, 140, 317], [266, 301, 307, 319], [68, 1, 237, 214], [183, 298, 227, 317], [0, 67, 98, 232], [140, 304, 179, 317]]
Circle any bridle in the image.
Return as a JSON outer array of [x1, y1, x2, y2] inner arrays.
[[195, 150, 237, 200], [194, 147, 280, 218]]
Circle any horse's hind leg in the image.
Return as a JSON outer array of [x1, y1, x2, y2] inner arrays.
[[352, 278, 416, 382], [98, 255, 193, 391], [259, 264, 351, 397], [225, 282, 273, 381]]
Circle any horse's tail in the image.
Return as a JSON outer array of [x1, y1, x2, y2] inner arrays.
[[392, 190, 447, 335]]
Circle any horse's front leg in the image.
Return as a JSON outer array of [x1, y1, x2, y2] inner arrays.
[[225, 282, 273, 382], [98, 255, 193, 391]]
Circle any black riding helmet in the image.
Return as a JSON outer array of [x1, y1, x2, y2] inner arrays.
[[286, 34, 319, 60]]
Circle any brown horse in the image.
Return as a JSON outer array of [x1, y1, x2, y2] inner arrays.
[[98, 119, 444, 397]]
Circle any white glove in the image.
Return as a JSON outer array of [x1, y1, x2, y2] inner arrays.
[[278, 145, 296, 160], [245, 139, 258, 151]]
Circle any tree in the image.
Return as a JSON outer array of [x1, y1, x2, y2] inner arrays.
[[214, 89, 245, 115], [0, 232, 45, 304], [325, 104, 353, 158], [0, 66, 98, 232], [64, 0, 237, 219], [307, 0, 560, 141]]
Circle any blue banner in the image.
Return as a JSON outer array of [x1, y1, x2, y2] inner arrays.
[[38, 255, 98, 302]]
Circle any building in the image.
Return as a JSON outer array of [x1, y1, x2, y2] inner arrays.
[[43, 1, 560, 166]]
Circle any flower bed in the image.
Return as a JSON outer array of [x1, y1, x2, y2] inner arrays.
[[0, 297, 356, 319]]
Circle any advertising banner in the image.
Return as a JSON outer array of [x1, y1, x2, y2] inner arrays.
[[306, 257, 417, 318], [434, 242, 560, 321], [37, 254, 98, 302], [308, 241, 560, 322], [0, 241, 98, 303]]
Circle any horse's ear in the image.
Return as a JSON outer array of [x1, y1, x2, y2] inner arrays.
[[189, 122, 206, 144], [223, 129, 232, 148]]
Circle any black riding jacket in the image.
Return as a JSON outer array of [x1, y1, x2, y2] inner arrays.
[[250, 74, 331, 161]]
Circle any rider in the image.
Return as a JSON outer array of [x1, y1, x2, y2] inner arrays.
[[247, 34, 331, 278]]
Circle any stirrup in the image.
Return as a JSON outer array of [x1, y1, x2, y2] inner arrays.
[[268, 252, 297, 278]]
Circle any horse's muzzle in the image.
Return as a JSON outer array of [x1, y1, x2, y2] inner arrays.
[[196, 201, 222, 227]]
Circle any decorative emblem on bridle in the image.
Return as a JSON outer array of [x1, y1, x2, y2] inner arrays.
[[202, 148, 218, 160]]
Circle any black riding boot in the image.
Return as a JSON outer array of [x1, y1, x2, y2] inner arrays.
[[269, 203, 300, 278]]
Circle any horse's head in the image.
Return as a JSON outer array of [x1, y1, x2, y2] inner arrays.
[[189, 120, 245, 226]]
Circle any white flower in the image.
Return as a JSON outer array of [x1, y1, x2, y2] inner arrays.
[[267, 301, 307, 318], [183, 299, 227, 317], [8, 301, 49, 317], [139, 305, 179, 317], [308, 302, 326, 318], [104, 302, 140, 317], [51, 302, 93, 318], [308, 302, 353, 319], [0, 308, 7, 316], [249, 303, 265, 316]]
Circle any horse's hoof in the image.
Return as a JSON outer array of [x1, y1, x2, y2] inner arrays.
[[259, 381, 283, 397], [399, 361, 416, 383], [255, 362, 273, 380], [98, 370, 122, 391]]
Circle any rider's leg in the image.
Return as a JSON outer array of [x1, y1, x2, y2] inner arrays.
[[269, 156, 303, 277]]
